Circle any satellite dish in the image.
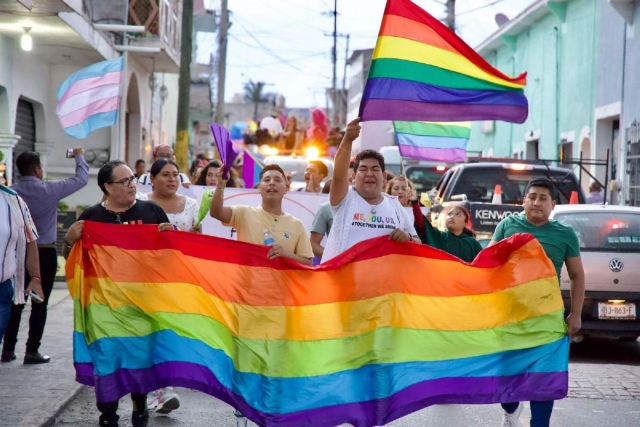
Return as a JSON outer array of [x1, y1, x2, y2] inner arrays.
[[495, 13, 509, 27]]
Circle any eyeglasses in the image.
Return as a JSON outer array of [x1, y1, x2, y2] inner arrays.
[[155, 153, 174, 159], [107, 177, 138, 187]]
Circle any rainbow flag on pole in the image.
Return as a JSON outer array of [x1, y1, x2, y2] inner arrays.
[[360, 0, 528, 124], [56, 57, 124, 139], [67, 222, 568, 427], [393, 121, 471, 162]]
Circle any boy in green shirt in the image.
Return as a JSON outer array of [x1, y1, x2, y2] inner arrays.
[[488, 178, 585, 427]]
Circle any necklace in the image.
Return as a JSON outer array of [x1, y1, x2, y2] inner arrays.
[[369, 196, 383, 215], [263, 208, 284, 233]]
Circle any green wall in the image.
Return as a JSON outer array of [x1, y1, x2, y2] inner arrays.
[[468, 0, 599, 162]]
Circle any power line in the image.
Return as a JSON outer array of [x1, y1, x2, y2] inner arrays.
[[228, 52, 327, 68], [229, 33, 324, 54], [229, 21, 332, 81], [457, 0, 506, 16], [259, 0, 328, 33]]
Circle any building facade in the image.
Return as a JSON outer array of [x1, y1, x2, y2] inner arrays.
[[469, 0, 640, 206], [596, 0, 640, 206], [468, 0, 600, 197], [0, 0, 181, 207]]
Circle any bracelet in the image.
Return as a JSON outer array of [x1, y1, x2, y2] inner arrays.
[[31, 275, 41, 281], [64, 239, 74, 248]]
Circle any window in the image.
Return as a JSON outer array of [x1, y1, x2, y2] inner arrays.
[[526, 140, 539, 160], [406, 166, 447, 192], [554, 212, 640, 252], [453, 169, 580, 204]]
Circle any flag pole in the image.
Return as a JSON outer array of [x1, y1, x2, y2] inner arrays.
[[116, 52, 128, 161]]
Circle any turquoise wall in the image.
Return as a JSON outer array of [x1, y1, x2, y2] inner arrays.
[[468, 0, 599, 162]]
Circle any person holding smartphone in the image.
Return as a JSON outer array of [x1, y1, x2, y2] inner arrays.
[[2, 148, 88, 365]]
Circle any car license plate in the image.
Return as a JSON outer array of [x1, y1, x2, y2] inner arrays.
[[598, 302, 636, 319]]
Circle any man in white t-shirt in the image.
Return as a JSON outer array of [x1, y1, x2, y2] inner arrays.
[[321, 118, 419, 263]]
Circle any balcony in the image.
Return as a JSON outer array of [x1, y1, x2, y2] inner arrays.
[[127, 0, 181, 73]]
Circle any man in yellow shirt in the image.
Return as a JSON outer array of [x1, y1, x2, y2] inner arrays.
[[209, 164, 314, 266]]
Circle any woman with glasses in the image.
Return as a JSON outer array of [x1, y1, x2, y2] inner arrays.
[[139, 159, 200, 233], [61, 160, 173, 427], [137, 145, 191, 187]]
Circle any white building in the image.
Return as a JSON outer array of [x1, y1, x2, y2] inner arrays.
[[0, 0, 181, 207], [346, 48, 395, 154]]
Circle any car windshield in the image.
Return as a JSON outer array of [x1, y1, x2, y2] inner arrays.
[[406, 166, 447, 192], [554, 211, 640, 252], [454, 169, 580, 204]]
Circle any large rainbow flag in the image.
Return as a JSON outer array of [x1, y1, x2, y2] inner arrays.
[[393, 121, 471, 162], [67, 222, 568, 427], [360, 0, 528, 124]]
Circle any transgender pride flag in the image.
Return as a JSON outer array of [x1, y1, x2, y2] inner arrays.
[[56, 57, 124, 139]]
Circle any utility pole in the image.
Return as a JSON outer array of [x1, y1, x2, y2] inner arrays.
[[214, 0, 228, 126], [445, 0, 456, 32], [175, 0, 194, 173], [341, 34, 350, 127], [332, 0, 337, 126]]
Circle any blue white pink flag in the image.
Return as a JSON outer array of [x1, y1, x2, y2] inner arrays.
[[56, 57, 124, 139]]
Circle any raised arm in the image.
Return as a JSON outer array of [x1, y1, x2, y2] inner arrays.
[[49, 148, 89, 199], [209, 167, 233, 223], [330, 118, 361, 207]]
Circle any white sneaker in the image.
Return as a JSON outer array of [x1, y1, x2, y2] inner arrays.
[[147, 387, 180, 414], [501, 403, 524, 427]]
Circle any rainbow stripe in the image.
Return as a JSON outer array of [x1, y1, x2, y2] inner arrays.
[[394, 121, 471, 162], [360, 0, 528, 124], [67, 223, 568, 427], [56, 57, 124, 139]]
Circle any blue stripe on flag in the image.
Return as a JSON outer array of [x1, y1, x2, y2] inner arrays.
[[396, 133, 469, 150], [57, 57, 124, 100], [76, 329, 568, 414], [63, 110, 119, 139]]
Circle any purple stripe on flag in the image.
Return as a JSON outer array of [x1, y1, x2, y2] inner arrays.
[[58, 71, 123, 104], [399, 145, 467, 162], [243, 151, 255, 186], [83, 360, 566, 427], [360, 99, 528, 124], [59, 96, 120, 128], [363, 78, 528, 107]]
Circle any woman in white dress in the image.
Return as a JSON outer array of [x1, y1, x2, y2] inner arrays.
[[141, 159, 200, 232], [138, 159, 200, 415]]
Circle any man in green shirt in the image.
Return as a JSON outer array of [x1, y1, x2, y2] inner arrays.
[[488, 178, 585, 427]]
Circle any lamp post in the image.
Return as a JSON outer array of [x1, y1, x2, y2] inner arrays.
[[148, 65, 158, 147], [159, 73, 169, 145]]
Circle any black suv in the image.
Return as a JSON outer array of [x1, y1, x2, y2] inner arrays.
[[430, 162, 586, 237]]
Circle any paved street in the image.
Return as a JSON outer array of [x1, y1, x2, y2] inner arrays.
[[2, 286, 639, 427]]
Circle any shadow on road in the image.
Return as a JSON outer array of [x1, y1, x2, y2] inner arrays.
[[569, 336, 639, 365]]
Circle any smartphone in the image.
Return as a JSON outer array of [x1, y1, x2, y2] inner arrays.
[[66, 148, 75, 158], [27, 291, 44, 303]]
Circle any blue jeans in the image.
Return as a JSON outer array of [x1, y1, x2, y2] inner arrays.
[[502, 401, 554, 427], [0, 279, 14, 343]]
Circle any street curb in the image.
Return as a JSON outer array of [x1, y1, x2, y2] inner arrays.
[[37, 384, 86, 427]]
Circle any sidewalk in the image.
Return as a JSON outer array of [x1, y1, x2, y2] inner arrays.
[[0, 283, 83, 427]]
